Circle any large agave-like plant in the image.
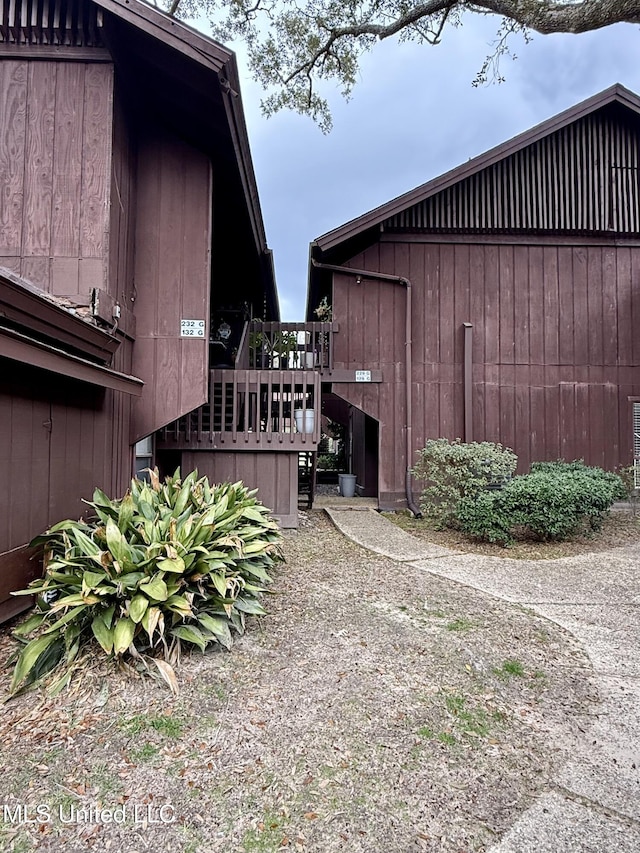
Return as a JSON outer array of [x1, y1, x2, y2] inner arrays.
[[9, 469, 283, 696]]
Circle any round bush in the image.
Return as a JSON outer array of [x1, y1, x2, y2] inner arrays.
[[457, 461, 626, 545]]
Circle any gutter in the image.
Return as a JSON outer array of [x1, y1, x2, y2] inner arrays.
[[311, 259, 422, 518]]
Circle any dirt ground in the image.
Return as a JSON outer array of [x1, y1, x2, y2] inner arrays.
[[0, 512, 597, 853], [386, 506, 640, 560]]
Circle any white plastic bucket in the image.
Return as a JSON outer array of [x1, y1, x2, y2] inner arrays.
[[294, 409, 315, 434]]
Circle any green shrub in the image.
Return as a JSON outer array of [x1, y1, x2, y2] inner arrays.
[[457, 461, 625, 545], [412, 438, 517, 528], [9, 469, 283, 696]]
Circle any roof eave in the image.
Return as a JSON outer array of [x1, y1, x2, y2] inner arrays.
[[92, 0, 231, 72]]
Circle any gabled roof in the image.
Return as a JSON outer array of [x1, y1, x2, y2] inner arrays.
[[314, 83, 640, 254], [95, 0, 279, 317]]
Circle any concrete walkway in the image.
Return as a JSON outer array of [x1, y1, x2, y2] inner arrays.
[[325, 507, 640, 853]]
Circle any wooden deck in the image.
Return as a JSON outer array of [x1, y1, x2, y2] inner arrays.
[[157, 367, 321, 451]]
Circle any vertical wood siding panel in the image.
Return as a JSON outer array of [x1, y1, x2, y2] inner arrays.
[[453, 244, 470, 436], [572, 247, 588, 366], [469, 246, 485, 441], [52, 62, 85, 258], [557, 247, 574, 365], [616, 247, 633, 366], [602, 248, 618, 366], [499, 245, 514, 364], [542, 376, 558, 461], [484, 245, 500, 365], [180, 152, 211, 418], [439, 244, 455, 439], [133, 129, 212, 440], [514, 381, 530, 470], [528, 246, 544, 367], [0, 61, 27, 256], [349, 247, 369, 365], [157, 138, 184, 337], [587, 247, 604, 365], [543, 247, 559, 365], [559, 383, 576, 461], [586, 383, 604, 467], [80, 64, 112, 264], [632, 251, 640, 366], [439, 244, 455, 367], [529, 384, 545, 462], [22, 62, 55, 263], [577, 382, 594, 465], [424, 243, 440, 367], [513, 246, 529, 365], [0, 257, 20, 274], [410, 243, 424, 380]]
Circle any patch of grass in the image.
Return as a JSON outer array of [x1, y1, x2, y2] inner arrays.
[[423, 608, 447, 618], [445, 617, 474, 632], [86, 762, 122, 799], [437, 732, 457, 746], [119, 713, 184, 739], [129, 743, 161, 762], [494, 659, 526, 679], [445, 693, 491, 739], [242, 810, 290, 852], [417, 726, 434, 739]]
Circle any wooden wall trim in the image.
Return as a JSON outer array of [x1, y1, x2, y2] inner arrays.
[[0, 326, 143, 395], [380, 233, 640, 247], [0, 269, 119, 360], [0, 45, 112, 62]]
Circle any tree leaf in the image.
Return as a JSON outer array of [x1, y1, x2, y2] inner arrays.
[[157, 556, 186, 574], [142, 605, 161, 643], [12, 613, 47, 637], [152, 658, 178, 695], [129, 594, 149, 624], [139, 575, 168, 602], [234, 597, 266, 615], [198, 614, 233, 650], [118, 492, 135, 533], [91, 615, 114, 654], [171, 625, 207, 652], [165, 594, 193, 617], [10, 633, 62, 694], [113, 617, 135, 655]]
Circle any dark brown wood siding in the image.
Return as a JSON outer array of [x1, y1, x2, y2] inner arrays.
[[0, 360, 132, 619], [0, 58, 113, 298], [108, 88, 137, 309], [332, 237, 640, 505], [385, 109, 640, 234], [132, 125, 212, 441], [182, 451, 299, 528]]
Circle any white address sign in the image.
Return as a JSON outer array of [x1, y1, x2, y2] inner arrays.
[[355, 370, 372, 382], [180, 319, 206, 338]]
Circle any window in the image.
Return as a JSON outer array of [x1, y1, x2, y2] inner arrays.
[[134, 436, 153, 480]]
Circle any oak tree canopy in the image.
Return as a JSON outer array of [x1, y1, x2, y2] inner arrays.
[[161, 1, 640, 130]]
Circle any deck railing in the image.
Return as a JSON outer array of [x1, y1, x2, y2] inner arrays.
[[237, 321, 336, 372], [158, 369, 321, 450]]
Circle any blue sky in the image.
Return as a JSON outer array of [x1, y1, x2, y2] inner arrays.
[[195, 13, 640, 320]]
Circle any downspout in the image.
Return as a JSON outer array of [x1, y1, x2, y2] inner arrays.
[[311, 259, 422, 517]]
